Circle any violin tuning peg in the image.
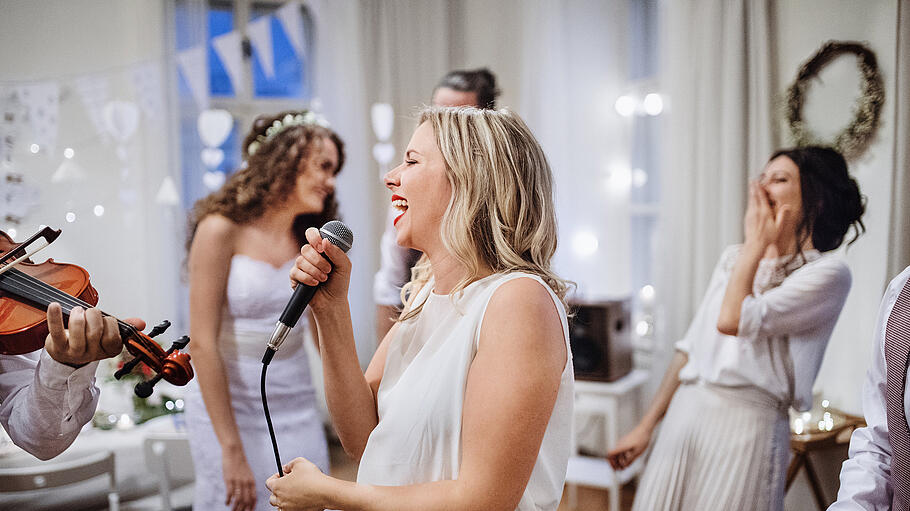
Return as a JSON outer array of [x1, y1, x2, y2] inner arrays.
[[134, 374, 164, 398], [114, 357, 143, 380], [148, 320, 171, 338], [168, 335, 190, 353]]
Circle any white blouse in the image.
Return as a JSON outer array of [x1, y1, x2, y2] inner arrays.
[[357, 272, 575, 510], [676, 245, 852, 411]]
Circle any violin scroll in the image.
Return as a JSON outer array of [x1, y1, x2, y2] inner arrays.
[[115, 319, 193, 397]]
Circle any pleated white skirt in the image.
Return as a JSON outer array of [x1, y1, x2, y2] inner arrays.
[[632, 382, 791, 511]]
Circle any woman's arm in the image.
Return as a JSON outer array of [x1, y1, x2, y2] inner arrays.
[[717, 182, 793, 335], [293, 228, 384, 460], [606, 350, 687, 469], [188, 215, 256, 511], [268, 276, 566, 511]]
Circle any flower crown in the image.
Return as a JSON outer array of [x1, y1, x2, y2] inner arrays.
[[247, 111, 330, 156]]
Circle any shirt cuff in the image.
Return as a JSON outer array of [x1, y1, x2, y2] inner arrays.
[[36, 350, 99, 391], [737, 294, 764, 342]]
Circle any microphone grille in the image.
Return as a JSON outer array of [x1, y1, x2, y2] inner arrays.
[[319, 220, 354, 253]]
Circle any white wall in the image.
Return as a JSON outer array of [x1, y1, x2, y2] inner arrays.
[[0, 0, 180, 332]]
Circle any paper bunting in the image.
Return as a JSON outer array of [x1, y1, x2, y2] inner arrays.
[[276, 1, 307, 61], [176, 45, 209, 110], [212, 30, 246, 96], [74, 74, 111, 142], [247, 15, 275, 79], [131, 61, 165, 121], [155, 175, 180, 206], [16, 82, 60, 155]]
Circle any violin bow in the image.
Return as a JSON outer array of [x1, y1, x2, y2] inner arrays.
[[0, 227, 61, 276]]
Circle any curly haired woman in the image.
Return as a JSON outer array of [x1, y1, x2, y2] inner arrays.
[[184, 111, 344, 511]]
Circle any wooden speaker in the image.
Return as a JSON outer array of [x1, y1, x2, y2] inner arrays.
[[568, 299, 632, 382]]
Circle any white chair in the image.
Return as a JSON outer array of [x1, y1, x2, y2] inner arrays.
[[0, 449, 119, 510], [142, 434, 194, 511]]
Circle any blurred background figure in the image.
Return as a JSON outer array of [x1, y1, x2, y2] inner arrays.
[[608, 147, 865, 511], [184, 111, 344, 511]]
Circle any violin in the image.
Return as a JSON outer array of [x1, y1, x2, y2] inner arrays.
[[0, 227, 193, 397]]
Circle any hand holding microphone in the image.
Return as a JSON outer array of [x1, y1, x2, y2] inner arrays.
[[264, 220, 353, 362]]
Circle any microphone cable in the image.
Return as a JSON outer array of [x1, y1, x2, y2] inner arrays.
[[261, 348, 284, 476], [259, 220, 354, 478]]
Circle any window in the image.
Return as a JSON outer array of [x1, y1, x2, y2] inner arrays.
[[173, 0, 314, 209]]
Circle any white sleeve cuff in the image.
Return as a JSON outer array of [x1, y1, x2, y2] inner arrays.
[[36, 350, 99, 391], [737, 294, 764, 342]]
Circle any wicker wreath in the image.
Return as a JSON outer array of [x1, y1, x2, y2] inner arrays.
[[785, 40, 885, 161]]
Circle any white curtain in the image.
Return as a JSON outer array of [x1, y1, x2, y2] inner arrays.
[[889, 0, 910, 276], [514, 0, 633, 300], [655, 0, 777, 370]]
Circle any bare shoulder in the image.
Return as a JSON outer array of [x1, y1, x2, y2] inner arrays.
[[481, 275, 566, 367], [190, 214, 238, 261]]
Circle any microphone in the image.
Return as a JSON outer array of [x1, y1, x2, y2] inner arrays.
[[263, 220, 353, 364]]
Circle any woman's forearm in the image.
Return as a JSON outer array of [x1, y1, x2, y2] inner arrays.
[[192, 342, 244, 451], [315, 474, 505, 511], [716, 243, 764, 335], [639, 350, 688, 432], [314, 303, 379, 460]]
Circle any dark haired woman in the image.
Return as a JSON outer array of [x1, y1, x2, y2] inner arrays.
[[184, 111, 344, 511], [608, 146, 865, 510]]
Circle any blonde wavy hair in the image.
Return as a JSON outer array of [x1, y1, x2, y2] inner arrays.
[[400, 106, 569, 320]]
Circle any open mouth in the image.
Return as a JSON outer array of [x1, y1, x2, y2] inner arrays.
[[391, 194, 408, 226]]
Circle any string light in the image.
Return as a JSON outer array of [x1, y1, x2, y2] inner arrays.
[[572, 231, 599, 257], [614, 95, 636, 117], [632, 168, 648, 188], [93, 205, 105, 217], [643, 93, 664, 116], [63, 147, 75, 159], [29, 144, 39, 154], [65, 212, 76, 223]]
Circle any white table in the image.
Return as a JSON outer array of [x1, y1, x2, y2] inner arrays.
[[566, 369, 649, 511]]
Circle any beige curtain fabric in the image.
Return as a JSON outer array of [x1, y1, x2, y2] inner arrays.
[[655, 0, 777, 367]]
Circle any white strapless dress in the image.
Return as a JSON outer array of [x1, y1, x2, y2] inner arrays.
[[184, 255, 328, 511]]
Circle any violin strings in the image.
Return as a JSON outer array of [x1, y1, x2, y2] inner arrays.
[[0, 269, 144, 339]]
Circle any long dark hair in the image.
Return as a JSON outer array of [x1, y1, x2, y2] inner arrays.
[[186, 110, 345, 252], [770, 146, 865, 254]]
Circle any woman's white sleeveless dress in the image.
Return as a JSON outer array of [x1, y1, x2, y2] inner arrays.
[[184, 255, 328, 511], [357, 272, 575, 510]]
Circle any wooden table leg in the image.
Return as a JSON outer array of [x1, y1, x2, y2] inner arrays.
[[803, 455, 828, 511], [785, 453, 805, 490]]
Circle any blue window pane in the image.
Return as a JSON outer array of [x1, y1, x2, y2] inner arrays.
[[209, 7, 235, 97], [251, 5, 311, 98]]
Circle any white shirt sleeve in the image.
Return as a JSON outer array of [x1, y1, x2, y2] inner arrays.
[[674, 246, 738, 354], [737, 256, 851, 343], [373, 208, 419, 306], [829, 266, 910, 510], [0, 350, 100, 460]]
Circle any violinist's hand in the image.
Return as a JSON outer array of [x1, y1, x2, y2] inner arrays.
[[266, 457, 329, 511], [45, 302, 146, 368]]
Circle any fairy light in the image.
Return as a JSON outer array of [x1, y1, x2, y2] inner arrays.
[[643, 93, 664, 116], [65, 212, 76, 223], [29, 144, 39, 154], [93, 205, 105, 217], [63, 147, 74, 159], [614, 95, 636, 117]]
